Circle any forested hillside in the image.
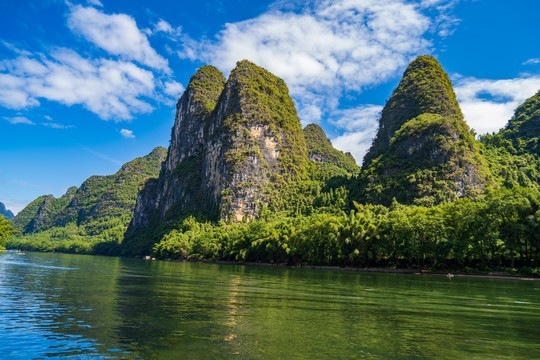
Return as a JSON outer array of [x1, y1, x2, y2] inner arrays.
[[10, 147, 166, 254], [8, 57, 540, 274]]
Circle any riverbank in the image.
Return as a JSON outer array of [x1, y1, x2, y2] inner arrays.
[[155, 257, 540, 281], [6, 247, 539, 280]]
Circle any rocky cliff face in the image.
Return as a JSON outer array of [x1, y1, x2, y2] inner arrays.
[[363, 55, 463, 167], [359, 56, 488, 206], [130, 66, 227, 230], [130, 61, 309, 233]]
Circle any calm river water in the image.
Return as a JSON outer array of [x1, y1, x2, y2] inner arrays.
[[1, 251, 539, 359]]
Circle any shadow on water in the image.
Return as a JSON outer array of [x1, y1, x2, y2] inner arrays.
[[1, 251, 540, 359]]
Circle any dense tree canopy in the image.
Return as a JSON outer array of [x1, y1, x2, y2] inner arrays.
[[0, 215, 18, 249], [7, 57, 540, 274]]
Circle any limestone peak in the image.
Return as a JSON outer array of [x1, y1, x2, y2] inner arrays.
[[363, 55, 463, 166]]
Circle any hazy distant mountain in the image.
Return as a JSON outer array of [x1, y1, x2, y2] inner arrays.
[[0, 202, 14, 220]]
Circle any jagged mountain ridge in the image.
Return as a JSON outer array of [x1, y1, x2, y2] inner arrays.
[[125, 60, 360, 254], [13, 147, 166, 234], [130, 66, 227, 232], [0, 202, 14, 220], [130, 60, 312, 234], [11, 55, 540, 261]]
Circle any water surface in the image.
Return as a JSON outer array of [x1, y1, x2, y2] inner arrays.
[[1, 251, 539, 359]]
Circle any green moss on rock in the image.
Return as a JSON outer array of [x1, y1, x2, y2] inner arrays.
[[360, 113, 489, 206], [303, 123, 360, 175], [222, 60, 309, 179], [363, 55, 463, 167], [185, 65, 226, 116]]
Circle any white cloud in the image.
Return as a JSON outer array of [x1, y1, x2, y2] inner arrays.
[[0, 49, 157, 120], [419, 0, 459, 11], [1, 41, 32, 56], [163, 80, 184, 97], [0, 5, 185, 121], [523, 58, 540, 65], [454, 76, 540, 135], [87, 0, 103, 7], [120, 128, 135, 138], [67, 5, 169, 72], [42, 122, 74, 129], [177, 0, 460, 126], [40, 115, 73, 128], [329, 105, 383, 163], [0, 74, 40, 108], [299, 104, 323, 125], [190, 1, 429, 91], [4, 116, 35, 125], [154, 19, 175, 34]]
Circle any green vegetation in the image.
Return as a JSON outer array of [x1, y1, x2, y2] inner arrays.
[[303, 123, 360, 176], [358, 113, 489, 206], [9, 147, 166, 254], [0, 202, 14, 220], [0, 215, 19, 249], [483, 90, 540, 156], [357, 56, 489, 207], [8, 57, 540, 275], [187, 65, 227, 115], [222, 60, 309, 179], [121, 156, 356, 258], [364, 55, 463, 166], [7, 215, 129, 254], [150, 187, 540, 272]]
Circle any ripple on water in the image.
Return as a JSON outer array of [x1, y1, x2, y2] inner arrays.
[[1, 251, 540, 359]]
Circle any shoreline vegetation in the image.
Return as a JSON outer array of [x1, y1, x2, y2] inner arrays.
[[7, 178, 540, 277], [204, 260, 540, 280], [5, 58, 540, 278], [4, 248, 539, 280]]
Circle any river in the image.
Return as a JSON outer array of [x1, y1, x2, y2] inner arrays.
[[1, 251, 539, 359]]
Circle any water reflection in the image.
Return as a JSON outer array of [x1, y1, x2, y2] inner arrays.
[[1, 251, 540, 359]]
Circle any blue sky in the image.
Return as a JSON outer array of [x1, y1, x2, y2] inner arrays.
[[1, 0, 539, 214]]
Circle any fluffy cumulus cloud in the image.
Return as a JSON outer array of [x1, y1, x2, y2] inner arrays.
[[176, 0, 461, 160], [454, 76, 540, 135], [120, 128, 135, 138], [163, 80, 185, 97], [0, 49, 156, 120], [0, 5, 184, 120], [329, 105, 383, 163], [67, 4, 170, 72], [185, 0, 431, 102]]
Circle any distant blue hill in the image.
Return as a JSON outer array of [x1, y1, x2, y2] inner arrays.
[[0, 202, 14, 220]]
